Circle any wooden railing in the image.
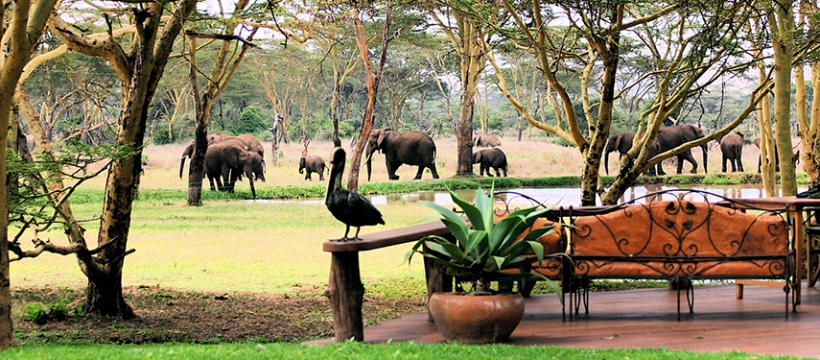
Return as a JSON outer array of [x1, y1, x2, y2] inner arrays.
[[323, 221, 451, 342]]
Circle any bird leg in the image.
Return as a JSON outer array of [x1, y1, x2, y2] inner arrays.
[[331, 225, 353, 242], [351, 226, 363, 241]]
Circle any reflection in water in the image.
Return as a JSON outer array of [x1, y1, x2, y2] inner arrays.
[[253, 184, 803, 207]]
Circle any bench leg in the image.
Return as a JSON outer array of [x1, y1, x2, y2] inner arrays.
[[327, 252, 364, 342]]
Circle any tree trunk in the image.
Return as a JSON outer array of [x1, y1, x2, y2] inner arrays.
[[769, 1, 797, 196], [187, 120, 208, 206], [85, 268, 133, 318], [457, 91, 476, 175]]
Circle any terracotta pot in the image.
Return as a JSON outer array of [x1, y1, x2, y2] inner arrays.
[[428, 292, 525, 344]]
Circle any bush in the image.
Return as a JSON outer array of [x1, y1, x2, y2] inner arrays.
[[233, 106, 267, 135], [22, 303, 48, 324]]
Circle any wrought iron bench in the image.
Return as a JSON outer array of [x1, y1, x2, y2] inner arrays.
[[566, 189, 796, 320]]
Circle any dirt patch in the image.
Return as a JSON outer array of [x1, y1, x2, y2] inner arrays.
[[11, 285, 427, 344]]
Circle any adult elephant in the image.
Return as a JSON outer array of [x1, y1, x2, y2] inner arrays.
[[299, 155, 328, 181], [473, 148, 508, 177], [237, 134, 265, 159], [179, 132, 240, 178], [719, 132, 744, 173], [203, 139, 266, 199], [604, 132, 662, 176], [655, 124, 708, 175], [473, 133, 502, 148], [365, 129, 440, 181]]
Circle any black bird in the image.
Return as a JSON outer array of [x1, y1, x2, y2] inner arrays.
[[325, 147, 385, 241]]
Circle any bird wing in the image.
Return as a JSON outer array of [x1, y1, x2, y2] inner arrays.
[[346, 192, 385, 226]]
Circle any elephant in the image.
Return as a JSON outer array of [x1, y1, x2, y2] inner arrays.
[[366, 129, 440, 181], [604, 132, 662, 176], [473, 148, 508, 177], [179, 133, 241, 178], [754, 137, 799, 173], [203, 139, 266, 199], [237, 134, 265, 159], [604, 133, 635, 175], [719, 132, 744, 173], [473, 134, 502, 147], [655, 124, 708, 175], [299, 155, 328, 181]]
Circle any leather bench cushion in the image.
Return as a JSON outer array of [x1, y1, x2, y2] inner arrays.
[[574, 259, 790, 278]]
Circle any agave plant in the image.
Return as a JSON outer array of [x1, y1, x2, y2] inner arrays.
[[406, 185, 561, 295]]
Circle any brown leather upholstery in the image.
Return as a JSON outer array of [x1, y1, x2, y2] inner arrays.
[[570, 200, 790, 278]]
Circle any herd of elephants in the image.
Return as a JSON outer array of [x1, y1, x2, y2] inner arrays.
[[176, 125, 779, 198]]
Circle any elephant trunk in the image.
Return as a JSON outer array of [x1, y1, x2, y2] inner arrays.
[[249, 177, 256, 200], [604, 150, 611, 176], [299, 166, 304, 174], [701, 145, 709, 174], [179, 156, 187, 179], [366, 144, 374, 182]]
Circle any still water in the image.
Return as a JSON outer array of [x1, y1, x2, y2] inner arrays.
[[369, 184, 800, 207], [254, 184, 804, 207]]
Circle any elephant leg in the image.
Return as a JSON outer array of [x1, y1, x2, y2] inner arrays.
[[722, 155, 728, 173], [494, 167, 501, 177], [758, 155, 762, 173], [318, 169, 325, 181], [413, 166, 425, 180], [207, 176, 216, 191], [428, 163, 440, 179], [387, 161, 401, 181], [680, 150, 698, 174], [737, 156, 744, 172]]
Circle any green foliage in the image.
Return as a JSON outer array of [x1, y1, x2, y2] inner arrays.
[[6, 142, 139, 233], [152, 128, 172, 145], [21, 303, 48, 325], [406, 184, 562, 296], [233, 106, 267, 135]]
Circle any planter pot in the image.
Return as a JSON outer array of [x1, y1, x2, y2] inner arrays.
[[428, 292, 525, 344]]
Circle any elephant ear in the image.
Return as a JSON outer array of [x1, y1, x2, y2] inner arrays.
[[473, 151, 482, 163], [377, 129, 388, 149], [610, 134, 622, 152]]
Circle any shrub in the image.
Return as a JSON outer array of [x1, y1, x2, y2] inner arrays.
[[22, 303, 48, 324]]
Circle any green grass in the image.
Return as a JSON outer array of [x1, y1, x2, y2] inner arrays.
[[0, 341, 807, 359]]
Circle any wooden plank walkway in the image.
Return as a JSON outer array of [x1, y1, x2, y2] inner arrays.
[[310, 283, 820, 358]]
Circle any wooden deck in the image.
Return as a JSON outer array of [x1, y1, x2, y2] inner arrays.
[[310, 283, 820, 358]]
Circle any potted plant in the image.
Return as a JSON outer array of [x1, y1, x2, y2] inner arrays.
[[405, 185, 564, 343]]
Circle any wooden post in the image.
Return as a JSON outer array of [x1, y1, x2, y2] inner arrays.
[[327, 251, 364, 342], [423, 252, 452, 323]]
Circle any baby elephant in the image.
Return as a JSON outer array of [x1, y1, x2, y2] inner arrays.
[[473, 148, 508, 177], [299, 155, 329, 181]]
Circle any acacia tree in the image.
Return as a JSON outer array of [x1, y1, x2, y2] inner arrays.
[[429, 4, 497, 175], [489, 0, 770, 205], [185, 0, 260, 206], [347, 3, 396, 191], [45, 0, 198, 317], [0, 0, 61, 347]]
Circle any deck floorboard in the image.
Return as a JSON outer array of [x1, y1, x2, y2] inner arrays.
[[309, 282, 820, 357]]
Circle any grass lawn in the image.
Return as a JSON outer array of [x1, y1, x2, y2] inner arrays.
[[1, 341, 808, 360]]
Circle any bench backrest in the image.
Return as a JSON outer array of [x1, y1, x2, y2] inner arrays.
[[571, 199, 789, 258]]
